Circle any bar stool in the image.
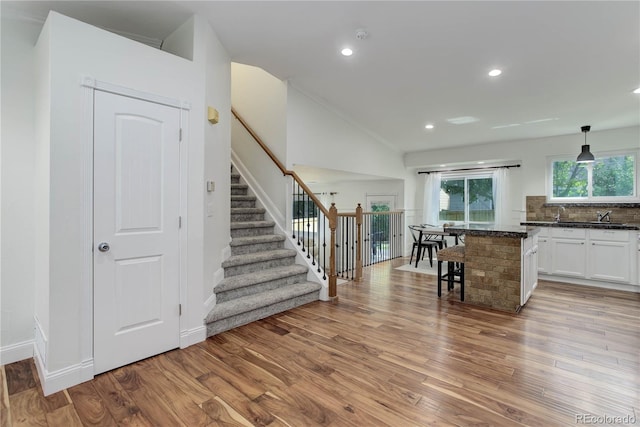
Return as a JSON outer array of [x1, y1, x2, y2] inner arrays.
[[437, 245, 465, 301]]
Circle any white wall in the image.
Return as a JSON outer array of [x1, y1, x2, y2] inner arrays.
[[161, 17, 194, 61], [287, 87, 406, 180], [231, 63, 288, 161], [231, 63, 289, 223], [308, 179, 404, 212], [33, 13, 52, 371], [195, 17, 231, 304], [406, 126, 640, 224], [231, 69, 413, 251], [161, 15, 232, 332], [17, 11, 230, 394], [0, 14, 43, 364]]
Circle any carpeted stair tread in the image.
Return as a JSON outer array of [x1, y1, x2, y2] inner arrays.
[[230, 234, 285, 247], [231, 207, 266, 215], [216, 264, 309, 294], [222, 248, 296, 268], [205, 164, 322, 337], [205, 282, 321, 323], [230, 220, 275, 230]]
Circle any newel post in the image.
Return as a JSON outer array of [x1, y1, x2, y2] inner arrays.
[[328, 203, 338, 300], [355, 203, 363, 281]]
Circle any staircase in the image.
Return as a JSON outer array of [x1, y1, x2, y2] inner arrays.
[[204, 167, 322, 336]]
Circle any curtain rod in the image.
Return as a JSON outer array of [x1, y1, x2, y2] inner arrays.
[[418, 164, 521, 175]]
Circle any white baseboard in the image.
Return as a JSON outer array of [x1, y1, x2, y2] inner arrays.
[[539, 274, 640, 293], [180, 326, 206, 348], [204, 289, 217, 314], [34, 351, 94, 396], [0, 340, 34, 366]]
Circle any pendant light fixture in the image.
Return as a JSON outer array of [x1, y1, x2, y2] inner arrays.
[[576, 125, 595, 163]]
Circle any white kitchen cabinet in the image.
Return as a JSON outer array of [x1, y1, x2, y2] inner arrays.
[[536, 228, 550, 274], [551, 228, 587, 278], [587, 229, 631, 283], [537, 226, 638, 287]]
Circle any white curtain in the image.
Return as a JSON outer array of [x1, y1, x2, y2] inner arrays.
[[423, 172, 441, 225], [492, 168, 510, 225]]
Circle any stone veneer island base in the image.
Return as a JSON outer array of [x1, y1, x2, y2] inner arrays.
[[446, 225, 540, 313], [465, 235, 524, 312]]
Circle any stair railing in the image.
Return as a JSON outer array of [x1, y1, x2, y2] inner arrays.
[[335, 205, 362, 282], [232, 108, 339, 299], [336, 207, 404, 278], [362, 210, 404, 267], [232, 108, 404, 298]]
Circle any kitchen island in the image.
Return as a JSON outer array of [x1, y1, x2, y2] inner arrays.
[[445, 224, 541, 313]]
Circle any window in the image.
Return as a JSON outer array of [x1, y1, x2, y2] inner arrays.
[[366, 196, 396, 253], [292, 194, 318, 219], [439, 174, 495, 223], [549, 151, 637, 202]]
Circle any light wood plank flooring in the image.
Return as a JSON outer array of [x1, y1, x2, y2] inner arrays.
[[2, 257, 639, 426]]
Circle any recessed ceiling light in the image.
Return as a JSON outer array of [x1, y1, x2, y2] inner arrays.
[[477, 161, 485, 164], [440, 164, 447, 167], [488, 69, 502, 77], [341, 48, 353, 56], [634, 87, 640, 94], [425, 124, 434, 129]]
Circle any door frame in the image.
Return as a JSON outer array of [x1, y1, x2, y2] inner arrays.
[[80, 77, 191, 377]]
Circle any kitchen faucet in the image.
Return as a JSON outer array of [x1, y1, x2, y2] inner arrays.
[[597, 210, 612, 223], [554, 206, 565, 222]]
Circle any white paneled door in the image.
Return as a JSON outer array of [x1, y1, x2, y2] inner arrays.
[[93, 91, 181, 374]]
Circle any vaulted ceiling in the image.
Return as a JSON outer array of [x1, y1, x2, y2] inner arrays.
[[5, 1, 640, 155]]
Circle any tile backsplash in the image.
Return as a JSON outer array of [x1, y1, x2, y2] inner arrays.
[[526, 196, 640, 224]]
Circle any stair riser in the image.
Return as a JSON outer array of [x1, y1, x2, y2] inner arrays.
[[231, 241, 284, 256], [231, 213, 265, 222], [231, 200, 256, 208], [231, 226, 275, 238], [205, 165, 320, 338], [206, 291, 320, 337], [216, 273, 308, 303], [224, 256, 296, 277], [231, 187, 248, 196]]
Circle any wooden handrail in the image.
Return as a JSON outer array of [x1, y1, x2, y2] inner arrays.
[[232, 108, 330, 218], [233, 107, 339, 299]]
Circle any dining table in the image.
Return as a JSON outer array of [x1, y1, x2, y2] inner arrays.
[[413, 225, 464, 267]]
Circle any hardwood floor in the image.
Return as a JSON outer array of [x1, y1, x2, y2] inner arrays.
[[3, 258, 639, 426]]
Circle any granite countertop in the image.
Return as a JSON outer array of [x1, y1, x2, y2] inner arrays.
[[521, 221, 640, 230], [445, 224, 540, 238]]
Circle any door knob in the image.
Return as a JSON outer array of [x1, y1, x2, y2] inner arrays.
[[98, 242, 110, 252]]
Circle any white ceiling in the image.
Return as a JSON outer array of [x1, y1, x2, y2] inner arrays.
[[4, 1, 640, 157]]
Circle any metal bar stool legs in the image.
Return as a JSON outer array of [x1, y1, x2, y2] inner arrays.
[[436, 246, 465, 301]]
